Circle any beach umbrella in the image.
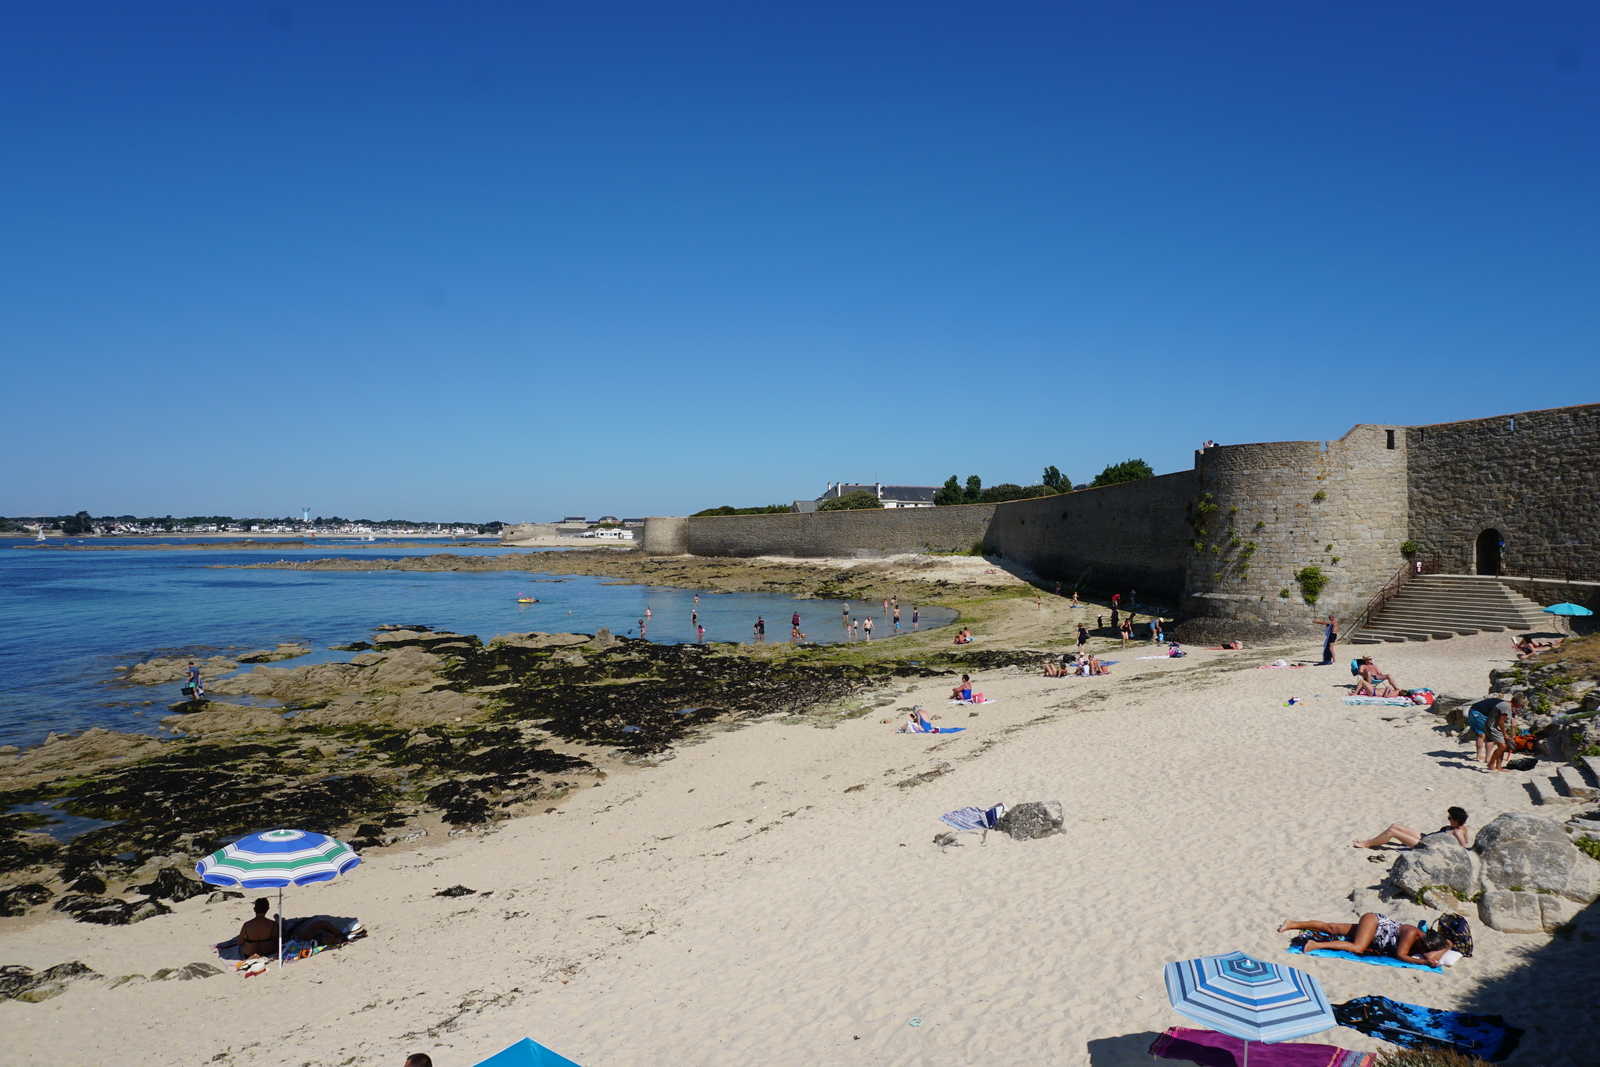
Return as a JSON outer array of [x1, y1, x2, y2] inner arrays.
[[1164, 951, 1334, 1067], [1542, 603, 1592, 634], [472, 1037, 584, 1067], [196, 828, 361, 969]]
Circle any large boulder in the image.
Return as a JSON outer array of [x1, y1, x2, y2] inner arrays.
[[1475, 812, 1600, 904], [1478, 890, 1545, 934], [996, 801, 1063, 841], [1388, 832, 1479, 898], [134, 866, 208, 903]]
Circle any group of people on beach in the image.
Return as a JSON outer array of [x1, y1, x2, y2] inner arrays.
[[1044, 652, 1109, 677]]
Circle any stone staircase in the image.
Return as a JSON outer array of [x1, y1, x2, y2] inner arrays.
[[1529, 753, 1600, 807], [1349, 575, 1548, 644]]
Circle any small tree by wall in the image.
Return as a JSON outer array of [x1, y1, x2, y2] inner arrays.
[[818, 490, 884, 511]]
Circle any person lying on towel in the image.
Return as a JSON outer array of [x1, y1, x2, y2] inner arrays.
[[899, 706, 942, 733], [1278, 913, 1455, 966]]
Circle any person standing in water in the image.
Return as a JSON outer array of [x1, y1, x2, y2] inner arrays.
[[863, 615, 873, 641], [892, 604, 901, 630], [842, 601, 850, 626], [911, 606, 919, 630], [792, 610, 801, 631], [691, 609, 698, 628], [696, 624, 705, 644]]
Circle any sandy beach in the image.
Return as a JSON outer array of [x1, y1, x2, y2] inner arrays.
[[4, 602, 1591, 1067]]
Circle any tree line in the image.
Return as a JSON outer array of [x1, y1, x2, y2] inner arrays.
[[934, 460, 1154, 505]]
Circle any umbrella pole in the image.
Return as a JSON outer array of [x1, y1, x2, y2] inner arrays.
[[277, 887, 283, 971]]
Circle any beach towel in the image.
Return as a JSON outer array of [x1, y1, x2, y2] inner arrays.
[[1136, 655, 1175, 660], [1333, 996, 1523, 1063], [1287, 939, 1439, 972], [948, 698, 993, 706], [939, 804, 1005, 832], [215, 921, 365, 968], [907, 724, 965, 733], [1258, 664, 1307, 669], [1149, 1027, 1374, 1067], [1342, 696, 1414, 706]]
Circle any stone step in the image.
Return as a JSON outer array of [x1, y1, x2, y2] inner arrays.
[[1529, 777, 1562, 806], [1556, 764, 1597, 799], [1579, 754, 1600, 787]]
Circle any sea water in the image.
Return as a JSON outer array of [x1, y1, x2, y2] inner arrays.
[[0, 541, 954, 749]]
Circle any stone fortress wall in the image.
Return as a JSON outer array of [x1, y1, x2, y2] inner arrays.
[[648, 504, 997, 558], [641, 403, 1599, 634], [977, 472, 1196, 605], [1407, 405, 1600, 578]]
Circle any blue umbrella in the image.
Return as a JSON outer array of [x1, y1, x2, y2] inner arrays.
[[1164, 951, 1335, 1067], [473, 1038, 583, 1067], [1542, 603, 1593, 616]]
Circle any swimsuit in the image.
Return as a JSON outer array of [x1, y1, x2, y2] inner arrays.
[[1368, 914, 1401, 955]]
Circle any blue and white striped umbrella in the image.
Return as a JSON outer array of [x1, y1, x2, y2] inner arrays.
[[196, 828, 361, 888], [1164, 951, 1334, 1048]]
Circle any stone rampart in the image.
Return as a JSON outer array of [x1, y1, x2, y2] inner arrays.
[[982, 473, 1196, 605], [679, 504, 996, 558], [1184, 424, 1410, 634], [642, 516, 689, 556], [639, 402, 1598, 630], [1408, 404, 1600, 578]]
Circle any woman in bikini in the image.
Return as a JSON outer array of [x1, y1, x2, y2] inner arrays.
[[237, 898, 349, 959], [1277, 913, 1453, 967]]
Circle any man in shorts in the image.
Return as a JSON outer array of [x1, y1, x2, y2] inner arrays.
[[1467, 694, 1523, 768]]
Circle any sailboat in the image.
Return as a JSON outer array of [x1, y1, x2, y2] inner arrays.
[[35, 528, 46, 541]]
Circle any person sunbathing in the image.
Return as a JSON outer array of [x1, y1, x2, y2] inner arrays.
[[1354, 656, 1400, 696], [898, 706, 940, 733], [949, 674, 973, 701], [1353, 806, 1469, 849], [238, 898, 350, 959], [1085, 655, 1109, 676], [1277, 913, 1454, 967], [1513, 635, 1560, 659]]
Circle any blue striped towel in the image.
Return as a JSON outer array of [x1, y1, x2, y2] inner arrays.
[[940, 804, 1005, 832]]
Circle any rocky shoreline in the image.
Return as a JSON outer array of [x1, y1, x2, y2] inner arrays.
[[0, 618, 1046, 927]]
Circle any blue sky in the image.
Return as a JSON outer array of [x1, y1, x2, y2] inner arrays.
[[2, 2, 1596, 521]]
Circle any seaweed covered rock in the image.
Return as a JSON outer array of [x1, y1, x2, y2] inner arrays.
[[0, 883, 54, 917], [0, 961, 101, 1002], [996, 801, 1063, 841], [52, 893, 172, 925], [135, 866, 208, 903]]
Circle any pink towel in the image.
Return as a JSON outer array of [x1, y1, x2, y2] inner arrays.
[[1149, 1028, 1373, 1067]]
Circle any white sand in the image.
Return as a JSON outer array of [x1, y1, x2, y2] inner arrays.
[[3, 631, 1591, 1066]]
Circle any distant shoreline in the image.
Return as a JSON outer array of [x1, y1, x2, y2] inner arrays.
[[10, 537, 510, 552]]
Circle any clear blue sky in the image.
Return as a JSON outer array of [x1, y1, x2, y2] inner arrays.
[[2, 2, 1596, 521]]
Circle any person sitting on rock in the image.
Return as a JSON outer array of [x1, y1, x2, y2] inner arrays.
[[238, 898, 350, 959], [1353, 806, 1469, 850], [1354, 656, 1400, 696], [1277, 913, 1454, 966]]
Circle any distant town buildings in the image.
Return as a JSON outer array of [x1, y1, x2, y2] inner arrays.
[[792, 482, 938, 512]]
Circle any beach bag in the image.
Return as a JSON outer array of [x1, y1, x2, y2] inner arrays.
[[181, 684, 197, 699], [1408, 688, 1435, 705], [1434, 913, 1473, 957]]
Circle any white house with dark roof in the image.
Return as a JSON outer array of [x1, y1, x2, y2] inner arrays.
[[792, 482, 939, 512]]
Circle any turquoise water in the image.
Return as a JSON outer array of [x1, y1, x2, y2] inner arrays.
[[0, 541, 953, 749]]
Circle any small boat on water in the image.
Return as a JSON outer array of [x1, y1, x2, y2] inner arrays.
[[516, 597, 539, 603]]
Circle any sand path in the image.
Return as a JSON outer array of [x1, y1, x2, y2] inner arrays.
[[4, 632, 1591, 1066]]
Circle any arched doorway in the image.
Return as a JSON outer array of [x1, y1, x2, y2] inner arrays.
[[1476, 529, 1502, 576]]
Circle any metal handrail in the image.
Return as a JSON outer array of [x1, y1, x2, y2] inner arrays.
[[1347, 558, 1440, 637]]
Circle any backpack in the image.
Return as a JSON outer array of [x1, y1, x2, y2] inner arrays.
[[1435, 913, 1474, 957], [1350, 659, 1361, 677]]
